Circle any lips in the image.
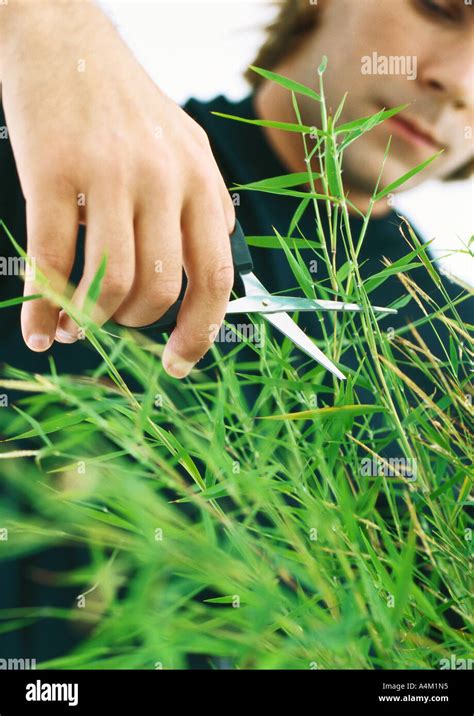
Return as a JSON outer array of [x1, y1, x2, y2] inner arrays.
[[378, 105, 445, 151]]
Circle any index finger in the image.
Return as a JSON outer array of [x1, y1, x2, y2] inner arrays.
[[21, 191, 78, 351], [162, 193, 234, 379]]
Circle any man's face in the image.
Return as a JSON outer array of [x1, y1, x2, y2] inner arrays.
[[293, 0, 474, 194]]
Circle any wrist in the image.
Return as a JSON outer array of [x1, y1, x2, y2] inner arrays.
[[0, 1, 103, 78]]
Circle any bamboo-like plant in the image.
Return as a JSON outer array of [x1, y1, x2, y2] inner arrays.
[[0, 61, 472, 670]]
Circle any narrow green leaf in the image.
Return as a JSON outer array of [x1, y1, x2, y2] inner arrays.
[[235, 172, 320, 191], [392, 530, 416, 624], [272, 226, 314, 296], [0, 294, 42, 309], [374, 150, 444, 201], [325, 118, 341, 198], [289, 196, 311, 235], [333, 92, 348, 125], [249, 65, 321, 102], [364, 262, 422, 294], [449, 335, 459, 374], [260, 405, 387, 421], [336, 104, 409, 134], [244, 235, 321, 250], [211, 111, 324, 136], [85, 254, 108, 307]]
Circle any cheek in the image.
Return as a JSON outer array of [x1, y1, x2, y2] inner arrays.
[[348, 1, 425, 58], [320, 11, 414, 101]]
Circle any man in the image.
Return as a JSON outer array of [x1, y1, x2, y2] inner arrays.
[[0, 0, 472, 662]]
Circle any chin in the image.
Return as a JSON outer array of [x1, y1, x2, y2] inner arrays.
[[344, 141, 418, 195]]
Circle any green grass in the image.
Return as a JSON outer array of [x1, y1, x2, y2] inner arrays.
[[0, 61, 472, 670]]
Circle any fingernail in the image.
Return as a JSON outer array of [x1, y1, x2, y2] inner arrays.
[[55, 328, 77, 344], [27, 334, 52, 352], [162, 348, 195, 379]]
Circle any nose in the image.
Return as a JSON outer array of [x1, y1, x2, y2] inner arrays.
[[419, 39, 474, 111]]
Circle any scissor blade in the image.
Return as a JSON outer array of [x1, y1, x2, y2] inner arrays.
[[262, 310, 346, 380], [234, 271, 346, 378], [227, 295, 397, 315]]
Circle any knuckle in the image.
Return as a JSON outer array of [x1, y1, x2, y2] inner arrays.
[[143, 145, 173, 178], [144, 281, 182, 313], [191, 162, 217, 191], [223, 198, 236, 233], [102, 157, 129, 184], [204, 261, 234, 297], [192, 122, 211, 149], [26, 174, 72, 203], [99, 268, 134, 299], [87, 148, 130, 186]]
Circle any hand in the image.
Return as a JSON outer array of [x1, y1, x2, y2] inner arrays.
[[0, 0, 235, 378]]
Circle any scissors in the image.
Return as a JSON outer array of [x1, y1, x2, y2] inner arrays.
[[140, 220, 397, 380]]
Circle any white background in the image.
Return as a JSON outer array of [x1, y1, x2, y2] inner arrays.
[[99, 0, 473, 288]]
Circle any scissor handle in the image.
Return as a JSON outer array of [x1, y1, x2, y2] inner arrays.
[[134, 219, 252, 334], [229, 219, 253, 274]]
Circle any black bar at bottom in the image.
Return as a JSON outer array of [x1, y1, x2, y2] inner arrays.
[[0, 668, 470, 714]]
